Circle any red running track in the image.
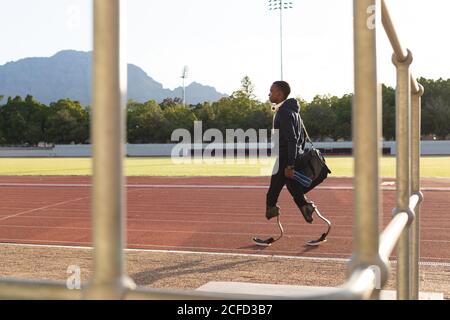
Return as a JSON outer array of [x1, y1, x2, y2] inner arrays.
[[0, 176, 449, 263]]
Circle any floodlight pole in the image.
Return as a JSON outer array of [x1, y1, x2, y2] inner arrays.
[[269, 0, 293, 80], [279, 3, 284, 80], [182, 77, 186, 108], [181, 66, 188, 108]]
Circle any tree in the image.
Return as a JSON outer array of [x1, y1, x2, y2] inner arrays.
[[423, 95, 450, 139], [382, 85, 396, 141], [215, 76, 272, 132], [0, 97, 4, 144], [232, 76, 256, 100], [1, 77, 448, 145], [420, 77, 450, 139], [163, 104, 197, 142], [45, 99, 89, 144], [301, 95, 337, 141], [127, 100, 167, 143], [332, 94, 353, 141], [246, 103, 273, 132], [0, 95, 47, 145], [193, 101, 217, 131], [160, 97, 183, 110]]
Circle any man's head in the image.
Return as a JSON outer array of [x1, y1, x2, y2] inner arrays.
[[269, 81, 291, 104]]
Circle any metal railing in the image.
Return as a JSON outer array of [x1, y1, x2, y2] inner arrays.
[[0, 0, 423, 300], [383, 0, 424, 300]]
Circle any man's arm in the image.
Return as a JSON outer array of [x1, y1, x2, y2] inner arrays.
[[279, 110, 298, 167]]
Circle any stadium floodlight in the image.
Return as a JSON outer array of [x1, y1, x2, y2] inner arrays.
[[268, 0, 294, 80], [181, 65, 189, 107]]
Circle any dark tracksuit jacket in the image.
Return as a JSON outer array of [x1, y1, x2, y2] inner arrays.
[[266, 98, 308, 209]]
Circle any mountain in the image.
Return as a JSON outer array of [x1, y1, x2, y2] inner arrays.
[[0, 50, 227, 105]]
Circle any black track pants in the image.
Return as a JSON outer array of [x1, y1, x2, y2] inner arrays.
[[266, 156, 307, 209]]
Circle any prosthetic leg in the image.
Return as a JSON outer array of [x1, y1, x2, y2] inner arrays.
[[305, 207, 331, 246], [252, 208, 331, 247], [292, 170, 332, 246], [252, 216, 284, 247]]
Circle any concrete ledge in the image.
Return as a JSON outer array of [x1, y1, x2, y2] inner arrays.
[[196, 281, 444, 300]]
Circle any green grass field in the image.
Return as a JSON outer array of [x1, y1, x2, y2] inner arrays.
[[0, 156, 449, 177]]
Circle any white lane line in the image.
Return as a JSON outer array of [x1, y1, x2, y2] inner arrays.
[[0, 182, 449, 192], [1, 225, 449, 242], [0, 224, 348, 238], [0, 239, 350, 256], [0, 197, 89, 222], [0, 218, 336, 227], [0, 183, 92, 188], [1, 242, 450, 267], [0, 241, 350, 262]]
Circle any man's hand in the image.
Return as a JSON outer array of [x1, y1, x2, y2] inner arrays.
[[284, 165, 295, 179]]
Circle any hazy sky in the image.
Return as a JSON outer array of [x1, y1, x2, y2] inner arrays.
[[1, 0, 450, 101]]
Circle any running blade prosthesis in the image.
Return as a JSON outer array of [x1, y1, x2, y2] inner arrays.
[[305, 208, 331, 246], [252, 216, 284, 246], [252, 208, 331, 247]]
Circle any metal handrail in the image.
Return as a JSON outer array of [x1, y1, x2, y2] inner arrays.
[[379, 194, 422, 261], [0, 278, 82, 300], [379, 213, 409, 261], [381, 0, 424, 300], [381, 0, 407, 59], [126, 265, 380, 300], [410, 86, 424, 299], [381, 0, 420, 94], [409, 193, 422, 212], [0, 271, 377, 300]]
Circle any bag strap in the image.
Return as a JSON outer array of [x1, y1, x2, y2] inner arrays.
[[300, 117, 314, 148]]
